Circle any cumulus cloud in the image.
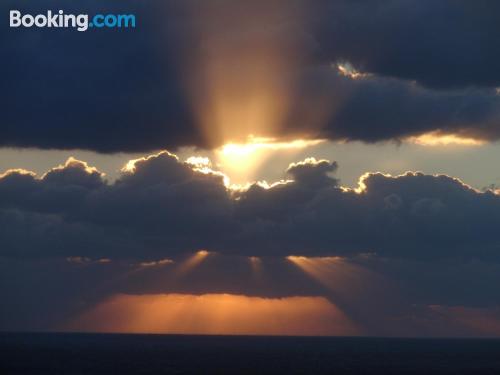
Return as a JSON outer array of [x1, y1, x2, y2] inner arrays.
[[1, 151, 499, 263], [286, 158, 338, 188]]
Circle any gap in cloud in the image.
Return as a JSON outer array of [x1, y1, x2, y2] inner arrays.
[[406, 132, 485, 147], [1, 136, 499, 192]]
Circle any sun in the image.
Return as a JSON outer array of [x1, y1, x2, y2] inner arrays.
[[216, 138, 267, 177], [215, 136, 324, 183]]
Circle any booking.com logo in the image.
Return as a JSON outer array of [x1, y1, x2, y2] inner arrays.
[[10, 10, 136, 31]]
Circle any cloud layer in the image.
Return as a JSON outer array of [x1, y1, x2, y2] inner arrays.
[[1, 151, 499, 261], [2, 0, 500, 151]]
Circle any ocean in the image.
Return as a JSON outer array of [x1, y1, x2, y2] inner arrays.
[[1, 333, 500, 374]]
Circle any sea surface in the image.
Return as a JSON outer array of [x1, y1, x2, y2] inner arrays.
[[1, 333, 500, 374]]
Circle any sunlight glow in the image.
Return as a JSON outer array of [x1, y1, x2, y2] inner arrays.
[[186, 158, 231, 188], [215, 137, 324, 182], [336, 62, 370, 79], [66, 293, 359, 336], [42, 157, 104, 179], [286, 255, 390, 304], [287, 256, 343, 290], [175, 250, 212, 276], [185, 156, 211, 168], [0, 168, 36, 179], [407, 132, 484, 146], [248, 256, 262, 274], [220, 137, 323, 157], [177, 1, 323, 168]]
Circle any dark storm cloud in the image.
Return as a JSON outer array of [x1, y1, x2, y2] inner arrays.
[[1, 151, 499, 262], [236, 162, 500, 260], [286, 158, 338, 188], [286, 67, 500, 143], [1, 0, 202, 152], [2, 0, 500, 152], [309, 0, 500, 89]]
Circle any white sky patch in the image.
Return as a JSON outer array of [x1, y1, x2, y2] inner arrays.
[[185, 156, 211, 168], [218, 137, 324, 157], [406, 132, 485, 147], [2, 135, 500, 194], [211, 137, 326, 186]]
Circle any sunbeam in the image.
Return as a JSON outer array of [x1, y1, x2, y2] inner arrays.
[[175, 250, 212, 277], [65, 293, 359, 336]]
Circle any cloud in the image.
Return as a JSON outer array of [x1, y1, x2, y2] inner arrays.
[[1, 151, 499, 262], [1, 150, 500, 333], [288, 66, 500, 143], [309, 0, 500, 89], [2, 1, 500, 151], [0, 0, 201, 152], [8, 150, 500, 334], [286, 158, 338, 188], [3, 0, 500, 335]]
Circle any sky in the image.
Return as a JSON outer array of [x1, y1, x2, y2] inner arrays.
[[2, 0, 500, 337]]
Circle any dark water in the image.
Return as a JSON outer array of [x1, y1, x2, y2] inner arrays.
[[1, 333, 500, 374]]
